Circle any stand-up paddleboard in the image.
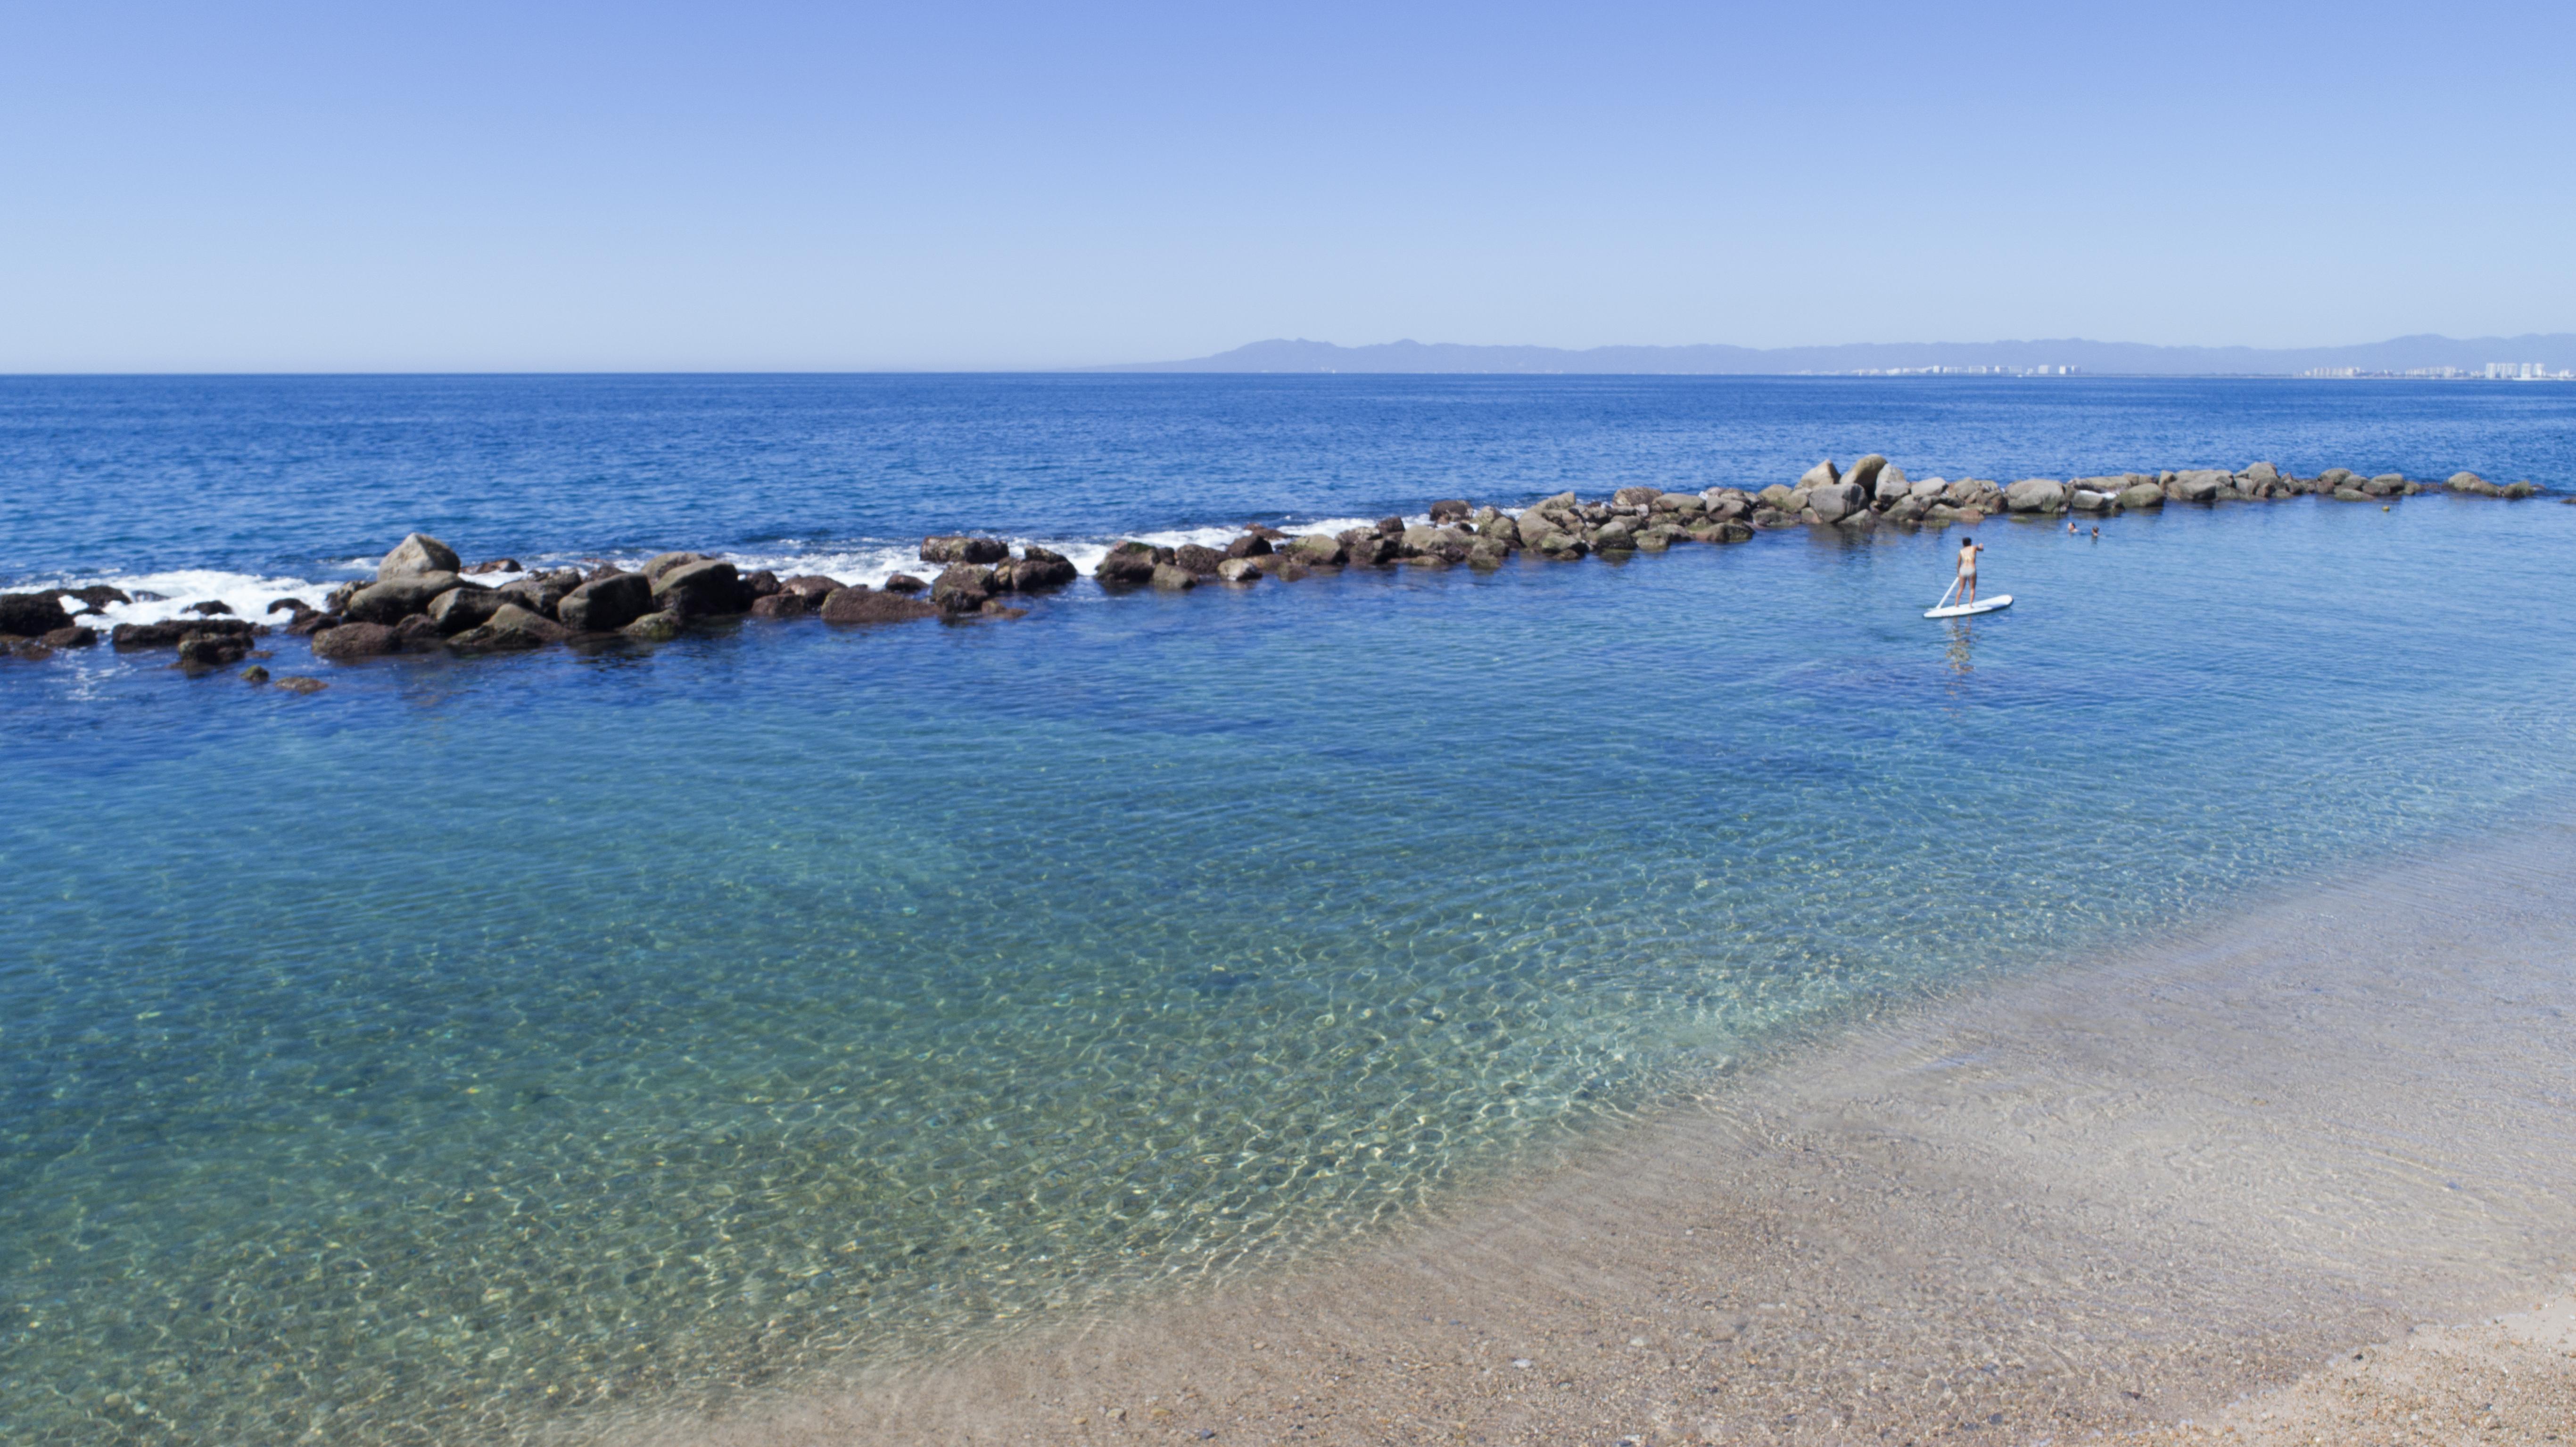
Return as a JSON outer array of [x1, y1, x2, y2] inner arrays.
[[1924, 594, 2011, 618]]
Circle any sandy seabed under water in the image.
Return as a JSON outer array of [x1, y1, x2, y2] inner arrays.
[[599, 816, 2576, 1447]]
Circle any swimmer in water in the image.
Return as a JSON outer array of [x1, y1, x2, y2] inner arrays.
[[1956, 536, 1983, 604]]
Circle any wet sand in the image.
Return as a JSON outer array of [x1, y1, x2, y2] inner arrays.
[[632, 822, 2576, 1446]]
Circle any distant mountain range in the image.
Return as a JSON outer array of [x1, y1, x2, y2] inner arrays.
[[1102, 334, 2576, 377]]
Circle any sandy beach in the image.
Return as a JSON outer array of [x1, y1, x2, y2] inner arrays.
[[633, 821, 2576, 1446]]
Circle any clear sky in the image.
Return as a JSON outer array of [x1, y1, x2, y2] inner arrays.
[[4, 1, 2570, 371]]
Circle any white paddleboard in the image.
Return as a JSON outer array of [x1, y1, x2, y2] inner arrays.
[[1925, 594, 2012, 619]]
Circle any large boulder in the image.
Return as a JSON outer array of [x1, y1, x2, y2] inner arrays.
[[1870, 464, 1909, 502], [1652, 492, 1707, 517], [311, 621, 399, 660], [1215, 557, 1265, 584], [557, 571, 654, 631], [448, 603, 570, 652], [1401, 525, 1473, 562], [1095, 541, 1160, 584], [2004, 478, 2067, 513], [426, 585, 511, 635], [750, 592, 809, 619], [2361, 473, 2408, 498], [996, 546, 1078, 592], [1149, 563, 1197, 590], [1476, 514, 1521, 546], [779, 573, 845, 606], [1758, 484, 1799, 511], [1465, 537, 1512, 567], [2239, 461, 2281, 487], [41, 625, 98, 649], [2446, 471, 2500, 496], [1842, 454, 1889, 497], [930, 564, 997, 614], [343, 572, 464, 624], [2069, 487, 2117, 512], [2168, 470, 2230, 503], [821, 587, 938, 624], [1592, 517, 1638, 551], [2115, 482, 2166, 510], [1807, 480, 1868, 524], [376, 533, 461, 580], [651, 559, 750, 617], [1611, 485, 1662, 508], [1288, 533, 1347, 565], [920, 535, 1010, 566], [0, 592, 73, 637], [1172, 543, 1226, 575], [1796, 460, 1839, 491], [1224, 533, 1274, 559], [1427, 499, 1473, 523], [1341, 530, 1399, 566]]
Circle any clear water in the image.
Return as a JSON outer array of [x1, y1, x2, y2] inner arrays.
[[4, 378, 2574, 1446]]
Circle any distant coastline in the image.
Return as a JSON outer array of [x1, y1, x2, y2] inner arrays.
[[1098, 333, 2576, 378]]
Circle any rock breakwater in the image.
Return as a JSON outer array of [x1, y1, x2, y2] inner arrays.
[[2, 460, 2555, 675]]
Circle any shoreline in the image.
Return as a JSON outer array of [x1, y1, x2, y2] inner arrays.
[[3, 460, 2559, 676], [631, 820, 2576, 1446]]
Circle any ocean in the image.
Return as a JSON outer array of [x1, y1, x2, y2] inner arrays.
[[4, 375, 2573, 1445]]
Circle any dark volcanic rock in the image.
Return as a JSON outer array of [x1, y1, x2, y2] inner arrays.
[[187, 600, 235, 616], [312, 622, 399, 660], [464, 558, 521, 575], [820, 587, 938, 625], [174, 629, 253, 667], [651, 559, 751, 618], [621, 611, 683, 641], [0, 593, 74, 637], [930, 564, 998, 614], [114, 617, 256, 649], [744, 569, 783, 598], [557, 572, 653, 632], [996, 547, 1077, 592], [266, 596, 312, 617], [63, 584, 130, 613], [749, 592, 809, 618], [642, 552, 712, 582], [1224, 533, 1274, 559], [1150, 563, 1197, 590], [1173, 543, 1226, 575], [1288, 533, 1347, 566], [1428, 499, 1473, 523], [377, 533, 462, 580], [275, 675, 329, 694], [882, 573, 928, 594], [393, 615, 447, 651], [41, 625, 98, 649], [1095, 542, 1160, 585], [286, 611, 343, 636], [779, 574, 845, 605]]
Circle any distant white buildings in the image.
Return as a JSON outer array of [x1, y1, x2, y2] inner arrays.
[[2298, 362, 2570, 380], [2485, 361, 2570, 380]]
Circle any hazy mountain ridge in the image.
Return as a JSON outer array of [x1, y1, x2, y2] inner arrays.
[[1105, 334, 2576, 376]]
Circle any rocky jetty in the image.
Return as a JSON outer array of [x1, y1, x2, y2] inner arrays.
[[2, 459, 2555, 673]]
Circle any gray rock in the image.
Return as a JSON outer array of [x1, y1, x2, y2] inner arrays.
[[996, 547, 1078, 591], [1224, 533, 1274, 559], [1095, 541, 1161, 584], [2239, 461, 2281, 487], [920, 535, 1010, 566], [819, 587, 937, 624], [1476, 514, 1522, 546], [1843, 454, 1889, 497], [2069, 488, 2116, 512], [1610, 485, 1660, 508], [311, 621, 399, 659], [448, 603, 570, 652], [642, 551, 712, 582], [1871, 464, 1909, 501], [497, 567, 582, 618], [1529, 529, 1588, 558], [621, 610, 684, 641], [749, 592, 809, 618], [2115, 482, 2166, 510], [1807, 480, 1867, 523], [41, 625, 98, 649], [1149, 563, 1197, 590], [1653, 492, 1707, 517], [376, 533, 461, 580], [2445, 471, 2495, 495], [1428, 498, 1473, 523], [1173, 543, 1226, 575], [1215, 557, 1264, 583], [557, 571, 655, 631], [1402, 525, 1473, 562], [1466, 537, 1511, 567], [2362, 473, 2407, 498], [2167, 471, 2229, 503], [345, 573, 465, 624], [651, 559, 750, 617], [1288, 533, 1347, 566], [1796, 460, 1839, 491], [426, 585, 511, 634], [779, 573, 844, 605], [1908, 477, 1949, 502], [2004, 478, 2067, 513], [1635, 523, 1685, 550], [881, 573, 928, 593]]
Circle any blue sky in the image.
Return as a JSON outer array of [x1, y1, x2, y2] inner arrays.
[[3, 1, 2570, 370]]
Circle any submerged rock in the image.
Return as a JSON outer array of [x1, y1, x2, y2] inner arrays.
[[275, 675, 328, 694], [621, 610, 684, 641], [819, 587, 937, 625], [113, 617, 257, 649], [1149, 563, 1197, 590], [749, 592, 809, 618], [41, 625, 98, 649]]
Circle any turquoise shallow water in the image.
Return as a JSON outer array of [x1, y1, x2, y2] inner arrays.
[[6, 381, 2576, 1445]]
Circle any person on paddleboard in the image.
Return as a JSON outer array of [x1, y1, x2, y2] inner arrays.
[[1956, 536, 1983, 605]]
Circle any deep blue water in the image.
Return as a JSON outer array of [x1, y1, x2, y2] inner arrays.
[[4, 376, 2574, 1446]]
